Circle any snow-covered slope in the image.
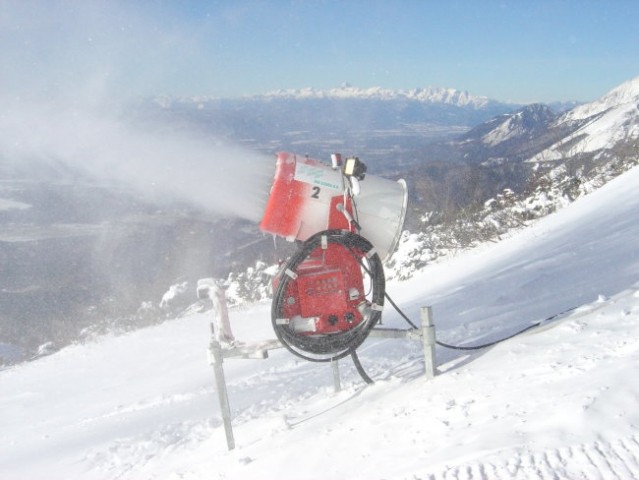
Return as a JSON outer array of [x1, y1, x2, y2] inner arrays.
[[479, 104, 555, 147], [532, 75, 639, 161], [2, 165, 639, 479], [566, 76, 639, 121]]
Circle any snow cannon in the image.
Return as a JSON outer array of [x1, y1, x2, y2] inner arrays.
[[259, 152, 407, 362]]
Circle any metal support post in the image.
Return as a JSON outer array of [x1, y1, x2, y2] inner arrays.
[[331, 358, 341, 392], [210, 340, 235, 450], [421, 306, 437, 379]]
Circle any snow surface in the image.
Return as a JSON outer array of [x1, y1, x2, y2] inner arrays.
[[2, 165, 639, 479]]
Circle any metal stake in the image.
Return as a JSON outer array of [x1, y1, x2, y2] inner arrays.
[[210, 340, 235, 450], [331, 357, 342, 392], [421, 306, 437, 379]]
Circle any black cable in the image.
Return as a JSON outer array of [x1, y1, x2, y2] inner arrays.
[[351, 351, 374, 384], [435, 305, 579, 350], [343, 241, 418, 332], [384, 290, 579, 350], [434, 322, 541, 351], [383, 292, 419, 329]]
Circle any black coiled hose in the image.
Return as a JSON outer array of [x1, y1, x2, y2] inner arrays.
[[271, 230, 385, 367]]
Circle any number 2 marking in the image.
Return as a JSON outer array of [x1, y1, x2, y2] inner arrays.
[[311, 186, 320, 199]]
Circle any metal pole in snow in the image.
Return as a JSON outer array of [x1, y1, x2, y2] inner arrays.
[[331, 358, 341, 392], [421, 306, 437, 380], [210, 339, 235, 450]]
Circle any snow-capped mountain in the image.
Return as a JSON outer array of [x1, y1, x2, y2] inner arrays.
[[565, 76, 639, 121], [454, 103, 557, 155], [531, 75, 639, 161], [424, 103, 563, 180], [439, 76, 639, 170], [384, 76, 639, 282], [476, 103, 556, 147], [260, 84, 493, 108]]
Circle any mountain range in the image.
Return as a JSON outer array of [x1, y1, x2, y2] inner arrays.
[[455, 76, 639, 163], [137, 85, 520, 170]]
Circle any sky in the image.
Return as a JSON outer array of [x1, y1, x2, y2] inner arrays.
[[2, 0, 639, 104]]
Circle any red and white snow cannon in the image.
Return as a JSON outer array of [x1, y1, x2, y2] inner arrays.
[[259, 152, 407, 362]]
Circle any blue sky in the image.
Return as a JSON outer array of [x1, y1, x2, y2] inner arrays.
[[2, 0, 639, 103]]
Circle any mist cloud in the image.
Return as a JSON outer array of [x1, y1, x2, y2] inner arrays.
[[0, 2, 276, 223], [0, 99, 274, 222]]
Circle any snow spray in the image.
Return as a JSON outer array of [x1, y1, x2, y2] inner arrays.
[[0, 101, 274, 222]]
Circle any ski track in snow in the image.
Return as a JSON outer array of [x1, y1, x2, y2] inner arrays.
[[417, 435, 639, 480]]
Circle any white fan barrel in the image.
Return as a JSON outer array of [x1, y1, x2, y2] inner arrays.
[[259, 152, 408, 262]]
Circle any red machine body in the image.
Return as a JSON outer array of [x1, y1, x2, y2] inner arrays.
[[259, 152, 406, 356], [261, 153, 366, 336], [278, 244, 366, 335], [266, 164, 363, 334]]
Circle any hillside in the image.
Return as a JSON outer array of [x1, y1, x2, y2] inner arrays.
[[1, 157, 638, 479], [388, 76, 639, 278]]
